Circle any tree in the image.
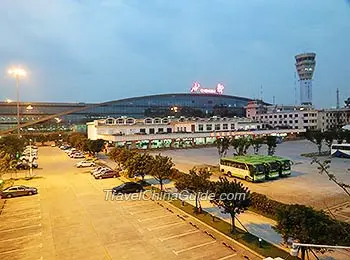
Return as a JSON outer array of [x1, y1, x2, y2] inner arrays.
[[109, 147, 137, 169], [0, 151, 16, 178], [274, 204, 350, 258], [87, 139, 105, 155], [323, 130, 336, 153], [312, 158, 350, 197], [149, 154, 174, 191], [230, 137, 251, 155], [124, 153, 153, 181], [266, 136, 277, 155], [175, 167, 212, 213], [214, 137, 230, 158], [211, 177, 251, 233], [335, 129, 346, 144], [345, 130, 350, 143], [0, 135, 25, 159], [305, 130, 324, 155], [251, 137, 264, 154], [36, 134, 48, 146]]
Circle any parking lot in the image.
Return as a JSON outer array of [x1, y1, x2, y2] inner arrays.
[[0, 147, 260, 260], [157, 140, 350, 209]]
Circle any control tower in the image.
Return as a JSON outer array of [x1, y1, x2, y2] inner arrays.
[[295, 53, 316, 105]]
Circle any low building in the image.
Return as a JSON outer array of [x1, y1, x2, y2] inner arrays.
[[245, 101, 350, 131], [317, 108, 350, 132], [87, 116, 302, 149], [246, 101, 318, 130]]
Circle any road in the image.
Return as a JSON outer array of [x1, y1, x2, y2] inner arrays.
[[0, 147, 261, 260]]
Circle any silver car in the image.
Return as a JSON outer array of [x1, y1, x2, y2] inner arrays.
[[0, 185, 38, 198]]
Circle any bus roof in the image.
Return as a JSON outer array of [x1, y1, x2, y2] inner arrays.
[[221, 155, 290, 164]]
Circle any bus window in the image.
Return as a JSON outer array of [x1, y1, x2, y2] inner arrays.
[[248, 165, 255, 176]]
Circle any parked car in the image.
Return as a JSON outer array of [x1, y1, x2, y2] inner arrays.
[[92, 168, 112, 177], [76, 161, 95, 168], [68, 151, 80, 157], [0, 185, 38, 198], [16, 160, 38, 170], [112, 182, 144, 194], [94, 170, 119, 179], [91, 166, 108, 174], [65, 148, 76, 154], [72, 153, 84, 159], [19, 155, 38, 161]]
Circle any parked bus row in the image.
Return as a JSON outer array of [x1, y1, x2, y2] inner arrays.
[[219, 155, 292, 182]]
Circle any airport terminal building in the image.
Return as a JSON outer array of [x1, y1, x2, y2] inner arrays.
[[0, 93, 256, 131]]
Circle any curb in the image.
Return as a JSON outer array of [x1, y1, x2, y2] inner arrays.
[[162, 199, 265, 260]]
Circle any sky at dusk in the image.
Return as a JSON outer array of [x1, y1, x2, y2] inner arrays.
[[1, 0, 350, 108]]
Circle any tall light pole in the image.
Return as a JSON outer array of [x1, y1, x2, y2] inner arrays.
[[8, 67, 27, 137]]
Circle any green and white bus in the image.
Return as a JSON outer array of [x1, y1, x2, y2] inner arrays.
[[219, 157, 266, 182], [271, 156, 292, 177], [252, 155, 291, 177]]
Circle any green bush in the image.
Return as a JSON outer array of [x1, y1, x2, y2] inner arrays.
[[249, 192, 287, 220]]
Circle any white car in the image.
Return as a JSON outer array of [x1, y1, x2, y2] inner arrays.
[[76, 161, 95, 168], [72, 153, 84, 159], [92, 168, 111, 177], [19, 155, 38, 161]]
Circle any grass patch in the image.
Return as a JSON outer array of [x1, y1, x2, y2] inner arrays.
[[167, 198, 298, 259]]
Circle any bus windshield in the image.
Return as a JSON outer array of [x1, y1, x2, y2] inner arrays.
[[248, 164, 265, 176], [282, 161, 291, 170], [269, 162, 280, 171]]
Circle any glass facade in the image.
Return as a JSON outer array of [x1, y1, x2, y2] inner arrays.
[[0, 93, 254, 130]]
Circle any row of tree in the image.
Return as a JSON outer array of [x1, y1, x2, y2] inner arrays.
[[67, 133, 105, 155], [108, 147, 175, 190], [214, 135, 278, 157], [305, 129, 350, 155], [0, 135, 27, 178]]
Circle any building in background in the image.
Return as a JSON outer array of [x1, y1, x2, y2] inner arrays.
[[87, 116, 301, 149], [295, 53, 316, 105], [0, 93, 259, 133], [245, 101, 350, 131]]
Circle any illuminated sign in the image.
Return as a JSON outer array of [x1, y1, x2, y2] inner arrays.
[[190, 82, 224, 95]]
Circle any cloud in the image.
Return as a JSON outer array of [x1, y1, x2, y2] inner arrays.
[[0, 0, 349, 106]]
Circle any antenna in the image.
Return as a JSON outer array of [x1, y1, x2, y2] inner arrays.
[[273, 96, 275, 105], [336, 88, 340, 109], [294, 72, 297, 105], [260, 85, 263, 101]]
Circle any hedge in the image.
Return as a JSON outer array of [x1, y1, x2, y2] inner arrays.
[[249, 192, 287, 220]]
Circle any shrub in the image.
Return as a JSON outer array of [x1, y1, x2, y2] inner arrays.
[[249, 192, 287, 220]]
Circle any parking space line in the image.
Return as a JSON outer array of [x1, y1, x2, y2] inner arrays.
[[147, 221, 184, 231], [138, 215, 172, 222], [217, 254, 238, 260], [130, 208, 163, 215], [0, 232, 42, 243], [0, 223, 41, 233], [159, 230, 199, 242], [0, 243, 43, 256], [0, 210, 41, 218], [173, 240, 216, 255], [1, 206, 41, 213], [0, 215, 41, 224]]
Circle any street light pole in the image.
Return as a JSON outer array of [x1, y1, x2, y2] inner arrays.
[[7, 67, 27, 137], [16, 75, 20, 137]]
